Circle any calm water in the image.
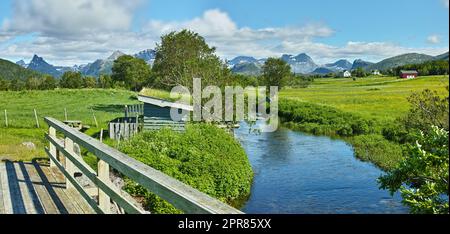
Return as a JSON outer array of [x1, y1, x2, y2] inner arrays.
[[235, 121, 408, 214]]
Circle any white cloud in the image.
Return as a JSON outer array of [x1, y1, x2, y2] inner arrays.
[[0, 7, 448, 66], [427, 34, 441, 44], [4, 0, 143, 36]]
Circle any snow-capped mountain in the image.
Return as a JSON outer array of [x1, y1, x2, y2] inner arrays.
[[352, 59, 374, 70], [280, 53, 318, 74], [16, 60, 28, 68], [134, 49, 156, 65], [324, 59, 353, 71], [81, 50, 126, 77], [27, 55, 63, 77]]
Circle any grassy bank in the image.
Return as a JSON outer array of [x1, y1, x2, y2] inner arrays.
[[279, 75, 449, 171], [118, 124, 253, 213], [0, 89, 140, 161]]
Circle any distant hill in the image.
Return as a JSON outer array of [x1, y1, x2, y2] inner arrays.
[[352, 59, 374, 70], [324, 59, 353, 71], [281, 53, 318, 74], [434, 52, 449, 61], [231, 62, 262, 76], [367, 53, 435, 71], [0, 58, 43, 80], [312, 67, 335, 75]]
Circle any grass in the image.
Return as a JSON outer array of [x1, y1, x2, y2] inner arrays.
[[0, 89, 140, 161], [279, 75, 449, 171], [281, 75, 449, 123]]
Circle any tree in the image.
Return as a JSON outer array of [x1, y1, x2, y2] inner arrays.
[[98, 74, 113, 88], [353, 67, 367, 78], [39, 75, 57, 90], [112, 55, 152, 91], [262, 58, 292, 89], [25, 77, 41, 90], [9, 78, 25, 91], [403, 88, 449, 132], [152, 29, 229, 90], [379, 126, 449, 214], [0, 77, 10, 91], [60, 71, 84, 89], [84, 76, 97, 88]]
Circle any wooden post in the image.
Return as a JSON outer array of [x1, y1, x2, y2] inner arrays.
[[98, 159, 111, 213], [49, 126, 57, 168], [100, 128, 104, 142], [91, 108, 98, 127], [124, 105, 128, 118], [64, 137, 75, 189], [34, 109, 40, 128], [4, 109, 8, 127], [64, 108, 68, 121]]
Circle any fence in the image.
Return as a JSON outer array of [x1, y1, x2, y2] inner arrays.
[[44, 117, 242, 214]]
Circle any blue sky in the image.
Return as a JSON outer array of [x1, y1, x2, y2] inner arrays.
[[0, 0, 448, 66]]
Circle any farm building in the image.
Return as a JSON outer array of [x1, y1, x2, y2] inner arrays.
[[138, 95, 193, 131], [400, 70, 418, 79], [343, 70, 352, 78], [372, 70, 381, 76]]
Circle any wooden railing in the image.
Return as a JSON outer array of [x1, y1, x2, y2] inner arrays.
[[44, 117, 243, 214]]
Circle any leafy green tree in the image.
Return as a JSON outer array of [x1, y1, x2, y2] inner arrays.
[[84, 76, 97, 88], [262, 57, 292, 89], [98, 74, 113, 88], [60, 71, 84, 89], [39, 75, 57, 90], [353, 67, 367, 78], [379, 126, 449, 214], [25, 77, 42, 90], [9, 78, 25, 91], [152, 29, 229, 90], [0, 77, 10, 91], [403, 88, 449, 132], [112, 55, 152, 91]]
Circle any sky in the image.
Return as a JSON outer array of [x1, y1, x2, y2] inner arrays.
[[0, 0, 448, 66]]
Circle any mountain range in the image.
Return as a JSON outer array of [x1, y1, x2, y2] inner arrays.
[[6, 49, 450, 78]]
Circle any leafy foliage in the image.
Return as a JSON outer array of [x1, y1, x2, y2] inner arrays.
[[60, 71, 84, 89], [379, 126, 449, 214], [389, 60, 449, 76], [152, 30, 230, 90], [262, 58, 291, 89], [111, 55, 152, 91], [118, 124, 253, 214]]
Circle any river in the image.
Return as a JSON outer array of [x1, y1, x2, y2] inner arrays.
[[234, 121, 408, 214]]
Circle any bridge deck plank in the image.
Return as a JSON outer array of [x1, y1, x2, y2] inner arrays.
[[0, 161, 94, 214]]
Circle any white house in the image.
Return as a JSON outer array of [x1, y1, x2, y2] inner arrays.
[[372, 70, 381, 76], [343, 70, 352, 78]]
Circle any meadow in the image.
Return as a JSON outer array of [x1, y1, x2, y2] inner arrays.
[[0, 89, 140, 161], [281, 75, 449, 123]]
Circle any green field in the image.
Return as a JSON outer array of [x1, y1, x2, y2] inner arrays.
[[281, 75, 449, 123], [0, 89, 140, 161]]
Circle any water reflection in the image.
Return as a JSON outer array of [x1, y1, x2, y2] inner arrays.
[[235, 121, 408, 214]]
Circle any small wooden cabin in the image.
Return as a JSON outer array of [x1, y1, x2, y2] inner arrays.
[[400, 70, 418, 79], [138, 95, 193, 131]]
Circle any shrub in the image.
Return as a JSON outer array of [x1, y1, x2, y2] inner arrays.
[[118, 124, 253, 214]]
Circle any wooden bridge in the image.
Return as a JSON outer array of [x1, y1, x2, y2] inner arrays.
[[0, 117, 243, 214]]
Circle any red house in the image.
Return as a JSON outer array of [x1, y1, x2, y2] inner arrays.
[[400, 70, 418, 79]]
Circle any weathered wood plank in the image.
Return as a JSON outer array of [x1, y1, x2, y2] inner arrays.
[[23, 162, 60, 214], [14, 163, 44, 214], [46, 134, 143, 214], [0, 164, 5, 214], [45, 117, 243, 214], [40, 165, 83, 214], [4, 161, 26, 214], [45, 148, 104, 214]]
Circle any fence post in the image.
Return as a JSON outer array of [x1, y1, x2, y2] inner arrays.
[[4, 109, 8, 127], [91, 108, 98, 127], [98, 159, 111, 213], [49, 126, 57, 168], [34, 109, 40, 128], [64, 137, 76, 189], [64, 108, 68, 121]]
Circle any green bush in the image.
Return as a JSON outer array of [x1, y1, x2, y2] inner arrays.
[[349, 134, 404, 171], [118, 124, 253, 214]]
